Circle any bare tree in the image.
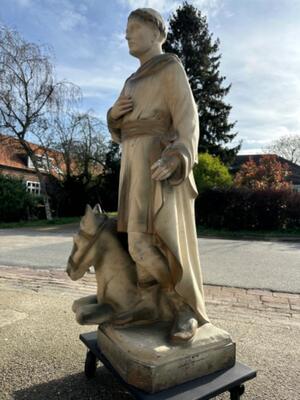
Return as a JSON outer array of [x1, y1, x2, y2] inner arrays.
[[49, 111, 81, 179], [51, 110, 107, 180], [72, 111, 107, 179], [265, 134, 300, 165], [0, 25, 80, 219], [45, 110, 108, 214]]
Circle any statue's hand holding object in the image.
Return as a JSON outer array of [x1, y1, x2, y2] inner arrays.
[[151, 155, 181, 181]]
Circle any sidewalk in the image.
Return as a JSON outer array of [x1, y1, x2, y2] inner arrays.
[[0, 266, 300, 399], [1, 266, 299, 319]]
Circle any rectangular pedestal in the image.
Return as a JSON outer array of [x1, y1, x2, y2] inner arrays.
[[97, 322, 236, 393], [80, 331, 256, 400]]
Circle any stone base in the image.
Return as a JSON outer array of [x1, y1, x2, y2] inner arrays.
[[97, 322, 236, 393]]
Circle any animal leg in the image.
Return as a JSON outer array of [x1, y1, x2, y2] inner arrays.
[[72, 295, 98, 313], [76, 303, 114, 325]]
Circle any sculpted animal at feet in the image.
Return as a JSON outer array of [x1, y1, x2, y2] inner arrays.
[[66, 205, 173, 326]]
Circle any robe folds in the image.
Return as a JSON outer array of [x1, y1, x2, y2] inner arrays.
[[107, 53, 209, 324]]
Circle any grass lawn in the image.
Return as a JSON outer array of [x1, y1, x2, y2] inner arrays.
[[0, 212, 118, 229], [0, 216, 80, 229], [1, 215, 299, 240]]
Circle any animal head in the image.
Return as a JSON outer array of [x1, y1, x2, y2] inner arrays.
[[66, 204, 107, 281]]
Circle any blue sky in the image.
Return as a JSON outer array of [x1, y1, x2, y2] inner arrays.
[[1, 0, 300, 154]]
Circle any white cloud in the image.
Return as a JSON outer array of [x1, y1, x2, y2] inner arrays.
[[118, 0, 223, 16], [238, 148, 264, 155], [193, 0, 224, 17], [27, 0, 90, 33], [219, 19, 300, 153], [118, 0, 177, 13], [56, 65, 126, 92], [59, 9, 88, 32]]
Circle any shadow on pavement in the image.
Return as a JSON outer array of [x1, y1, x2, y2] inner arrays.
[[13, 367, 133, 400]]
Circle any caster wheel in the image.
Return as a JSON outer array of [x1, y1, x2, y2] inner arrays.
[[230, 384, 245, 400], [84, 350, 97, 379]]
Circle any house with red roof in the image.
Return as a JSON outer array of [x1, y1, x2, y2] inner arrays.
[[0, 134, 65, 195], [0, 134, 104, 197]]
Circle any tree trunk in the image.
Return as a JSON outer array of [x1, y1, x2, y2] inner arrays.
[[43, 194, 53, 221], [38, 173, 53, 221]]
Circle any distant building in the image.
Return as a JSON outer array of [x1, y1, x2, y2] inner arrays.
[[0, 134, 65, 195], [230, 154, 300, 192]]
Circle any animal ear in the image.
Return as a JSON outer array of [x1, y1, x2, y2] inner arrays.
[[93, 204, 102, 214], [81, 204, 97, 233], [85, 204, 93, 214]]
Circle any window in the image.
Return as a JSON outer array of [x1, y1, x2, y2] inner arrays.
[[28, 155, 50, 171], [28, 155, 63, 175], [26, 181, 41, 195]]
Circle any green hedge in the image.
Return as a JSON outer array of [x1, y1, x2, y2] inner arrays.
[[195, 187, 300, 231], [0, 174, 38, 222]]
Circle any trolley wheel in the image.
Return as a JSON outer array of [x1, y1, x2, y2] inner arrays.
[[229, 384, 245, 400], [84, 350, 97, 379]]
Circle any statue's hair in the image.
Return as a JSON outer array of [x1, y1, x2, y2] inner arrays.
[[128, 8, 167, 43]]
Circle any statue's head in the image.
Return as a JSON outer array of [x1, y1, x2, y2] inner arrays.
[[126, 8, 167, 58]]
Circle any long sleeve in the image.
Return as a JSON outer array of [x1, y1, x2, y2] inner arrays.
[[163, 60, 199, 185], [106, 84, 128, 144], [107, 107, 122, 144]]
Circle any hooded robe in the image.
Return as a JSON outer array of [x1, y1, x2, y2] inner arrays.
[[107, 53, 209, 324]]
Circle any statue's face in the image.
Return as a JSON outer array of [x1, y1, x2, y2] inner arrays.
[[126, 17, 157, 58]]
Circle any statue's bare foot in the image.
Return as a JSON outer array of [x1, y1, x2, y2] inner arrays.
[[170, 310, 198, 344]]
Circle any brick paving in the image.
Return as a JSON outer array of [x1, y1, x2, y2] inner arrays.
[[1, 265, 299, 321], [205, 285, 300, 321]]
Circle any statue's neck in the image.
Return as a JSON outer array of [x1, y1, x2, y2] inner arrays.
[[94, 231, 133, 272], [138, 47, 163, 66]]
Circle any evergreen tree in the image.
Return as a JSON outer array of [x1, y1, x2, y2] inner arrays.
[[163, 2, 241, 164]]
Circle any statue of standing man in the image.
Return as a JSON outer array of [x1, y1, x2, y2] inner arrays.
[[107, 8, 210, 343]]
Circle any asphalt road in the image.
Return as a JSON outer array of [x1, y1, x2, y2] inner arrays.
[[0, 225, 299, 293]]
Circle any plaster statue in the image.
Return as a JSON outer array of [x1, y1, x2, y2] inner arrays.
[[106, 8, 210, 342], [67, 9, 236, 391]]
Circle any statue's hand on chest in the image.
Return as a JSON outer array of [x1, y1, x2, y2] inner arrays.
[[110, 94, 134, 120]]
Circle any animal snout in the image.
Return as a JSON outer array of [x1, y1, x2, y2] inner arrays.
[[66, 263, 77, 280]]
